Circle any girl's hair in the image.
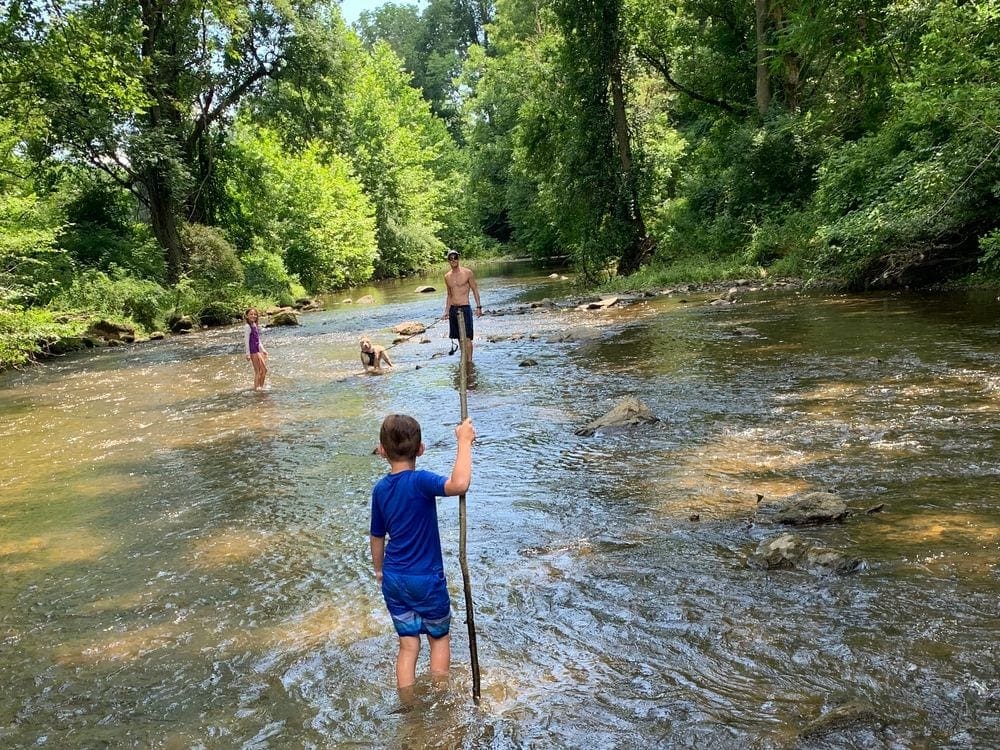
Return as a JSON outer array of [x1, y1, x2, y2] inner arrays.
[[244, 308, 258, 323], [380, 414, 422, 460]]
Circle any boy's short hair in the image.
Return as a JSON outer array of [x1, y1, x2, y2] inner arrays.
[[380, 414, 422, 460]]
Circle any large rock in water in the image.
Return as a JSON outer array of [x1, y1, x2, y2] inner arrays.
[[575, 397, 658, 437], [84, 319, 135, 343], [392, 321, 426, 336], [775, 492, 848, 525], [752, 533, 862, 575], [269, 311, 299, 326], [169, 315, 195, 333]]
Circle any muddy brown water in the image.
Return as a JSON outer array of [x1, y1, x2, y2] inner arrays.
[[1, 262, 998, 748]]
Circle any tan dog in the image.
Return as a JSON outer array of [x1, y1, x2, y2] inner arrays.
[[360, 336, 393, 374]]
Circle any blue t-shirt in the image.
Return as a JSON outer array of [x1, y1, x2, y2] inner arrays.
[[370, 469, 448, 575]]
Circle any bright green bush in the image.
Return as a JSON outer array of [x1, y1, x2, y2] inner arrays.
[[221, 124, 377, 292], [0, 307, 80, 368], [976, 230, 1000, 278], [50, 269, 170, 331], [241, 248, 304, 302], [0, 183, 68, 306], [810, 1, 1000, 287], [181, 223, 245, 290], [57, 180, 167, 281]]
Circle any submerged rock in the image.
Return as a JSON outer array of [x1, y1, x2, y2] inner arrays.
[[775, 492, 848, 525], [577, 296, 620, 311], [798, 699, 880, 740], [575, 396, 658, 437], [752, 532, 862, 575], [415, 285, 436, 293], [547, 326, 602, 343]]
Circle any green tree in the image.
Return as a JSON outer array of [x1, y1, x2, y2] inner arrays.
[[3, 0, 307, 283], [221, 124, 377, 291], [357, 0, 489, 134]]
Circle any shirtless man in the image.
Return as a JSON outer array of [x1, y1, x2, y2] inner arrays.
[[442, 250, 482, 362]]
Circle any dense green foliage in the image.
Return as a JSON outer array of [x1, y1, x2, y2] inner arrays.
[[460, 0, 998, 287], [1, 0, 997, 367]]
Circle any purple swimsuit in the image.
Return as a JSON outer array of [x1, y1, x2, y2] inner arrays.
[[247, 323, 261, 354]]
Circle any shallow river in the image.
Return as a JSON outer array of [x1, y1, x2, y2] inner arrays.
[[1, 262, 998, 749]]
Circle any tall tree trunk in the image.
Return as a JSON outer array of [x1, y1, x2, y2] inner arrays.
[[145, 165, 185, 283], [186, 131, 213, 225], [770, 3, 801, 111], [610, 42, 651, 276], [755, 0, 771, 115], [783, 52, 801, 110], [140, 0, 186, 283]]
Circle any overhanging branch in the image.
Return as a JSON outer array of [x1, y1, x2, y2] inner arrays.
[[638, 50, 747, 115]]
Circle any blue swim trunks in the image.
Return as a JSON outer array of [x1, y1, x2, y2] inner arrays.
[[381, 570, 452, 638], [448, 305, 474, 340]]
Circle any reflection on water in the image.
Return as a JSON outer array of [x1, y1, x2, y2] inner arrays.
[[1, 272, 998, 748]]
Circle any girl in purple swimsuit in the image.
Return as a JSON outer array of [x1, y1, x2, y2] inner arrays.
[[244, 308, 269, 390]]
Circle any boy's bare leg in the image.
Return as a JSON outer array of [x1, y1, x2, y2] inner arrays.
[[427, 633, 450, 679], [396, 636, 420, 688]]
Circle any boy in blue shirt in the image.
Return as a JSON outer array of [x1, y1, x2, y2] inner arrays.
[[370, 413, 476, 689]]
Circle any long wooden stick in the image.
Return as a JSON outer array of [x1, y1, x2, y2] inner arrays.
[[455, 312, 481, 704]]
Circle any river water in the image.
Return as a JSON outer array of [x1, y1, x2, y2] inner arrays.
[[1, 262, 998, 748]]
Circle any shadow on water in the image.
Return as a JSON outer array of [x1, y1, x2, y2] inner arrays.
[[1, 274, 998, 747]]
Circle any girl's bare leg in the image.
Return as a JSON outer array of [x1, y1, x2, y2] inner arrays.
[[251, 354, 265, 390], [396, 636, 420, 688]]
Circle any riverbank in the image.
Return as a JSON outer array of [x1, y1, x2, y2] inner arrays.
[[5, 250, 996, 373]]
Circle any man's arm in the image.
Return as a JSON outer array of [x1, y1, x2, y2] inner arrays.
[[370, 535, 385, 582], [469, 272, 482, 315]]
